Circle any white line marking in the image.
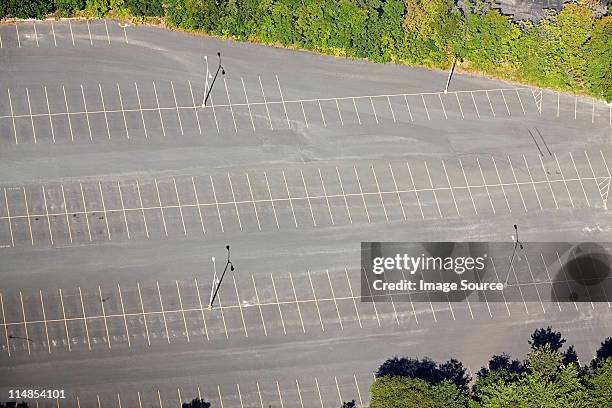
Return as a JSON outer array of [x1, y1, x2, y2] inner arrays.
[[194, 278, 209, 340], [7, 89, 18, 145], [153, 81, 166, 137], [276, 381, 284, 408], [554, 153, 574, 208], [210, 176, 224, 232], [22, 187, 33, 245], [134, 82, 148, 138], [265, 172, 280, 229], [137, 282, 151, 346], [19, 292, 30, 354], [98, 286, 111, 348], [104, 20, 110, 44], [289, 271, 305, 333], [459, 158, 478, 214], [485, 90, 495, 116], [301, 169, 317, 226], [308, 270, 324, 332], [570, 151, 590, 207], [227, 173, 243, 231], [44, 86, 56, 143], [39, 290, 51, 353], [246, 173, 261, 230], [259, 75, 273, 130], [336, 98, 345, 125], [319, 168, 334, 224], [477, 158, 495, 213], [223, 78, 237, 132], [86, 20, 92, 45], [354, 166, 371, 223], [68, 20, 74, 46], [404, 95, 414, 121], [188, 80, 202, 134], [345, 268, 362, 328], [117, 181, 131, 239], [117, 283, 131, 346], [421, 94, 430, 120], [470, 91, 480, 118], [336, 167, 352, 224], [438, 93, 447, 119], [508, 156, 528, 211], [79, 287, 91, 350], [61, 184, 73, 243], [117, 83, 130, 139], [208, 93, 220, 133], [276, 75, 291, 128], [176, 280, 190, 342], [315, 378, 324, 408], [407, 162, 424, 219], [233, 276, 248, 337], [98, 84, 111, 140], [156, 281, 170, 343], [524, 155, 542, 210], [172, 178, 187, 235], [492, 157, 511, 212], [500, 89, 510, 115], [42, 186, 54, 245], [79, 183, 93, 241], [59, 289, 71, 352], [327, 269, 343, 329], [62, 86, 75, 142], [0, 293, 9, 356], [252, 274, 267, 336], [540, 155, 558, 209], [296, 379, 305, 408], [271, 274, 287, 335], [80, 84, 93, 141], [300, 100, 309, 128], [389, 163, 407, 220], [387, 95, 397, 122], [442, 160, 460, 216], [191, 176, 205, 235], [241, 77, 255, 132], [372, 165, 389, 221], [15, 24, 21, 48], [424, 161, 442, 218], [318, 99, 327, 127], [25, 88, 37, 144], [370, 96, 379, 123], [353, 97, 361, 124], [455, 92, 464, 118], [154, 178, 168, 236], [98, 181, 112, 240]]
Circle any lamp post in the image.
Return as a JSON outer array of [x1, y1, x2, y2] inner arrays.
[[208, 245, 234, 310], [202, 52, 225, 108]]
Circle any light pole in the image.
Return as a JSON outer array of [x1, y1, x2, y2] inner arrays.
[[504, 224, 524, 286], [202, 52, 225, 108], [443, 55, 456, 94], [208, 245, 234, 310], [9, 334, 33, 343]]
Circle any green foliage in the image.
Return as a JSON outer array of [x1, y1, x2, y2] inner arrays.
[[124, 0, 163, 16], [370, 376, 468, 408], [0, 0, 609, 101], [1, 0, 54, 19], [86, 0, 109, 17], [55, 0, 86, 15], [587, 358, 612, 406]]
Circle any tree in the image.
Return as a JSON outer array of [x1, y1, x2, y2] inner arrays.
[[370, 376, 467, 408], [586, 16, 612, 101], [529, 326, 566, 351], [181, 398, 211, 408], [587, 357, 612, 406], [592, 337, 612, 369]]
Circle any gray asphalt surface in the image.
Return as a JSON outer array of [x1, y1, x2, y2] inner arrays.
[[0, 19, 611, 407]]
